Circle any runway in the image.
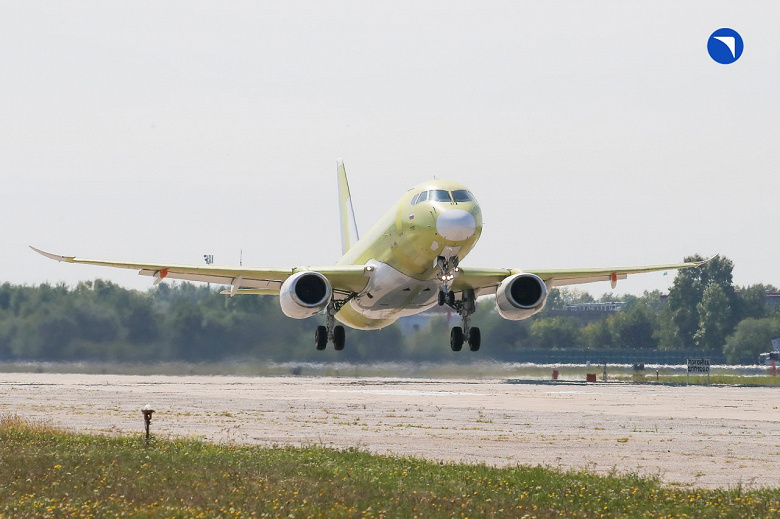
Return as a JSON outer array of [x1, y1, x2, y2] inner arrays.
[[2, 373, 779, 489]]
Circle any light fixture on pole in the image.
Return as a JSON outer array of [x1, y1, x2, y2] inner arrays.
[[141, 403, 155, 443], [204, 255, 214, 289]]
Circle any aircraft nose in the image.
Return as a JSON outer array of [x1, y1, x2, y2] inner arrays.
[[436, 209, 476, 241]]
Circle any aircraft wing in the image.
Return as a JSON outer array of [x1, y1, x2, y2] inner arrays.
[[452, 259, 705, 296], [30, 247, 369, 296]]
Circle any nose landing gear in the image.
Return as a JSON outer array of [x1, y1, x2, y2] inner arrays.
[[436, 256, 459, 307], [434, 256, 481, 352]]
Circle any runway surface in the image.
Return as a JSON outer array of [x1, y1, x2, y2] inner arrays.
[[2, 373, 779, 488]]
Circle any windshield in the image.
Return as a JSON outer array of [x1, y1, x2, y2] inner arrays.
[[451, 190, 474, 202], [412, 189, 476, 205], [428, 190, 452, 202]]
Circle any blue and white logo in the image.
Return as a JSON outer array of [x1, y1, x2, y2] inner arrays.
[[707, 28, 743, 64]]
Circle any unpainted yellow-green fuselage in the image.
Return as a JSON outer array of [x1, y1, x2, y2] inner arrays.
[[334, 180, 482, 329]]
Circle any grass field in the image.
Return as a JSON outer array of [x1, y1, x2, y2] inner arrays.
[[1, 414, 778, 518]]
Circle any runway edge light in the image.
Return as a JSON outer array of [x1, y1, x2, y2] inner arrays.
[[142, 404, 155, 443]]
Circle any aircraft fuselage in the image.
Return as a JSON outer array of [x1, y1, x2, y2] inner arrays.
[[335, 179, 482, 329]]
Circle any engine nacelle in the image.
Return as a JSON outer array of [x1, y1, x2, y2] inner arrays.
[[279, 271, 332, 319], [495, 273, 548, 320]]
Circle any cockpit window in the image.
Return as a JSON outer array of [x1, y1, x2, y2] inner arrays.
[[451, 190, 474, 203], [429, 190, 452, 202], [412, 189, 475, 205]]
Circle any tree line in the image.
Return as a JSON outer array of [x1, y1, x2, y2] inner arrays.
[[0, 255, 777, 364]]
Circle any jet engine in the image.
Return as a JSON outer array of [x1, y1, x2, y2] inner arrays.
[[495, 273, 548, 320], [279, 271, 332, 319]]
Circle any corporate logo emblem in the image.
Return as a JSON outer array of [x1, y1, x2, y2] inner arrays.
[[707, 28, 743, 64]]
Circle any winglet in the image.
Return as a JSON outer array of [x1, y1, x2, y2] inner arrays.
[[30, 246, 75, 263], [337, 159, 360, 255], [692, 254, 718, 268]]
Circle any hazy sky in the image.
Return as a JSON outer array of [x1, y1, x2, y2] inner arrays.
[[2, 1, 778, 296]]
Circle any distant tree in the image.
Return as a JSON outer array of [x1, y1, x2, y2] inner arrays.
[[543, 288, 595, 312], [34, 311, 79, 360], [736, 284, 778, 321], [655, 303, 684, 351], [543, 289, 565, 311], [124, 298, 160, 344], [483, 314, 531, 351], [695, 283, 733, 353], [0, 283, 11, 311], [0, 311, 14, 359], [582, 319, 614, 349], [167, 299, 210, 360], [72, 302, 120, 344], [8, 285, 34, 316], [667, 254, 738, 349], [609, 303, 658, 350], [529, 316, 582, 349], [596, 292, 618, 303], [723, 317, 780, 364]]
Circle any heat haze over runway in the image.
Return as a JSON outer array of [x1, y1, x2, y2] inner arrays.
[[2, 374, 778, 488]]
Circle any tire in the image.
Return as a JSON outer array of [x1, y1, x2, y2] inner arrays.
[[468, 327, 481, 352], [450, 326, 464, 352], [438, 291, 446, 306], [315, 326, 328, 350], [446, 290, 455, 307], [333, 325, 346, 351]]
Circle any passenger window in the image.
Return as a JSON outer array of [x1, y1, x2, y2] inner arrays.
[[429, 190, 452, 202], [451, 190, 474, 202]]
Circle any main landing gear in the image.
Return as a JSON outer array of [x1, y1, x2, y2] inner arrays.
[[315, 296, 353, 351], [435, 255, 480, 352], [447, 288, 481, 352]]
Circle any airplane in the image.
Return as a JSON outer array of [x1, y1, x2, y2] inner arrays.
[[32, 160, 703, 352]]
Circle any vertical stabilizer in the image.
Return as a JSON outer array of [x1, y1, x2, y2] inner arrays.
[[337, 159, 360, 254]]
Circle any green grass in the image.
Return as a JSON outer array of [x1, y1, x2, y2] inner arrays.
[[1, 415, 778, 517]]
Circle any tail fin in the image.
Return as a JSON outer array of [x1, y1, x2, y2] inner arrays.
[[337, 159, 360, 254]]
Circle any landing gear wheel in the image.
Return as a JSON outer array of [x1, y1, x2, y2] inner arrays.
[[468, 327, 481, 351], [315, 326, 328, 350], [450, 326, 464, 352], [333, 325, 346, 351], [446, 290, 455, 307], [438, 290, 446, 306]]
